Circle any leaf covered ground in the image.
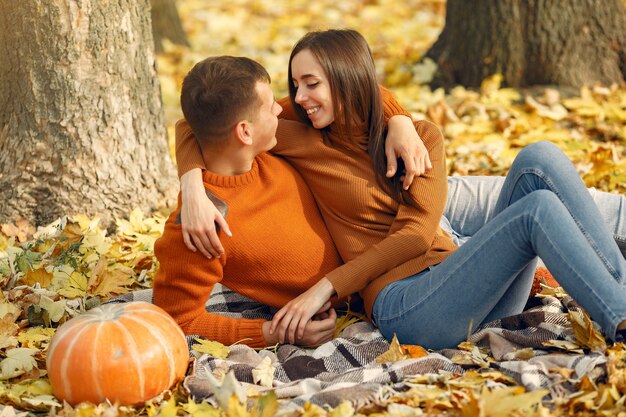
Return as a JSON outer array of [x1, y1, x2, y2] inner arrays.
[[1, 0, 626, 416]]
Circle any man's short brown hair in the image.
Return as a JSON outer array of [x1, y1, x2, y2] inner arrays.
[[180, 56, 271, 148]]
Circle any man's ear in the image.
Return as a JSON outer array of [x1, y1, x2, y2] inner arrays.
[[234, 120, 253, 146]]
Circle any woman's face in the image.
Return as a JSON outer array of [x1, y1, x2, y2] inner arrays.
[[291, 49, 335, 129]]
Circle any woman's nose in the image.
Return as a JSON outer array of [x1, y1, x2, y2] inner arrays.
[[295, 87, 306, 103]]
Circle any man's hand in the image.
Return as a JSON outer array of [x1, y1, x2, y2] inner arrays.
[[180, 169, 232, 258], [386, 115, 432, 190], [262, 306, 336, 347], [269, 278, 335, 344]]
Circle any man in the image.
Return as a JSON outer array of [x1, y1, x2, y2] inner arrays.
[[153, 56, 342, 348]]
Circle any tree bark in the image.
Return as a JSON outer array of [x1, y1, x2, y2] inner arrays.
[[426, 0, 626, 88], [0, 0, 177, 226], [150, 0, 190, 53]]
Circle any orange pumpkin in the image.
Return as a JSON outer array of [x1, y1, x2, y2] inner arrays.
[[46, 302, 189, 406]]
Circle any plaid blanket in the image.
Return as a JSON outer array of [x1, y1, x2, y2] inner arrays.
[[108, 286, 606, 411]]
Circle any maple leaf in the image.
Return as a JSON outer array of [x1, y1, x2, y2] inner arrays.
[[181, 398, 221, 417], [452, 341, 492, 368], [89, 263, 134, 297], [375, 334, 406, 363], [37, 296, 66, 323], [154, 396, 179, 417], [0, 315, 19, 350], [57, 271, 88, 299], [479, 386, 549, 417], [0, 348, 38, 379], [20, 267, 52, 288], [0, 299, 19, 320], [568, 309, 607, 353], [192, 338, 230, 359], [1, 218, 35, 243], [252, 356, 275, 388], [16, 327, 56, 349]]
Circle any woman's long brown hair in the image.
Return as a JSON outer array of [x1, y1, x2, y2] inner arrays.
[[288, 29, 418, 208]]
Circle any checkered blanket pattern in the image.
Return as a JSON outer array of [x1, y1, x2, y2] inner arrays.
[[107, 286, 606, 410]]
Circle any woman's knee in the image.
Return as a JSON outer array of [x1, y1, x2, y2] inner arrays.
[[515, 141, 563, 170]]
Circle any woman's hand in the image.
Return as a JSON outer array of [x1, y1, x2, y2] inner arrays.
[[180, 169, 232, 258], [269, 278, 336, 344], [386, 115, 432, 190]]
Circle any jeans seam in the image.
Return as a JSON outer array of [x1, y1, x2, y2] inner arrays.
[[510, 167, 620, 280]]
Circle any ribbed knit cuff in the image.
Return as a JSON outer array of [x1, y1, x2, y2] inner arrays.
[[325, 269, 353, 301], [238, 319, 269, 348]]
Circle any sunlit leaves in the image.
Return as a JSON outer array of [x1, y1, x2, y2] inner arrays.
[[192, 338, 230, 359], [0, 348, 37, 379]]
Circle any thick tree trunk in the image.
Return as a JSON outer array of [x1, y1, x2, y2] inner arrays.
[[426, 0, 626, 88], [150, 0, 190, 53], [0, 0, 177, 226]]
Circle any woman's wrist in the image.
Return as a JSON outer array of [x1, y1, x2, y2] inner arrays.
[[318, 277, 336, 298], [181, 169, 205, 199]]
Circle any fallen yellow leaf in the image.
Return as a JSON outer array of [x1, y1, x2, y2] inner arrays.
[[192, 338, 230, 359]]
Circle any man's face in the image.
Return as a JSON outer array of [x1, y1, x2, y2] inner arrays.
[[250, 81, 282, 153]]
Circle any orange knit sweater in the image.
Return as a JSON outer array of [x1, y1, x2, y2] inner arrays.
[[153, 152, 343, 347]]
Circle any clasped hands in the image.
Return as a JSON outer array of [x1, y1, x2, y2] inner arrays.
[[262, 278, 337, 346]]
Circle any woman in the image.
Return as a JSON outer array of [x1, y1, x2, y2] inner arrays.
[[180, 29, 626, 349]]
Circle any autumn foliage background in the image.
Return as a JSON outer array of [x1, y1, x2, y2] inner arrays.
[[0, 0, 625, 416]]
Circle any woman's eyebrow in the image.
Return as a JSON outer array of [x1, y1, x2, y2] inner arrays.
[[293, 73, 319, 81]]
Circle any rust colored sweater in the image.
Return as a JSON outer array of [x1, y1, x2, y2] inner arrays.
[[153, 152, 343, 347], [175, 89, 457, 317]]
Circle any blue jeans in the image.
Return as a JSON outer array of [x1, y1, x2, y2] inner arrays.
[[372, 141, 626, 349], [443, 176, 626, 258]]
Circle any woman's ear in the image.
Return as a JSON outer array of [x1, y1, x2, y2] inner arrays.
[[234, 120, 253, 146]]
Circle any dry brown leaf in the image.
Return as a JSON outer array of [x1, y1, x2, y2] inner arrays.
[[1, 218, 36, 243], [568, 310, 607, 353], [375, 334, 406, 363], [0, 315, 20, 349], [19, 268, 52, 288], [90, 265, 134, 297]]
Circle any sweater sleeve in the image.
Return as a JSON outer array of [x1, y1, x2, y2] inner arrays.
[[153, 219, 267, 347], [380, 86, 412, 122], [175, 119, 206, 178], [325, 121, 448, 299]]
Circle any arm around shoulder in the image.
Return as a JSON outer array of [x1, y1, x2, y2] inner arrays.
[[175, 119, 207, 178]]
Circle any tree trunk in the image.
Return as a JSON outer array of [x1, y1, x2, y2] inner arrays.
[[150, 0, 190, 53], [425, 0, 626, 88], [0, 0, 177, 226]]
